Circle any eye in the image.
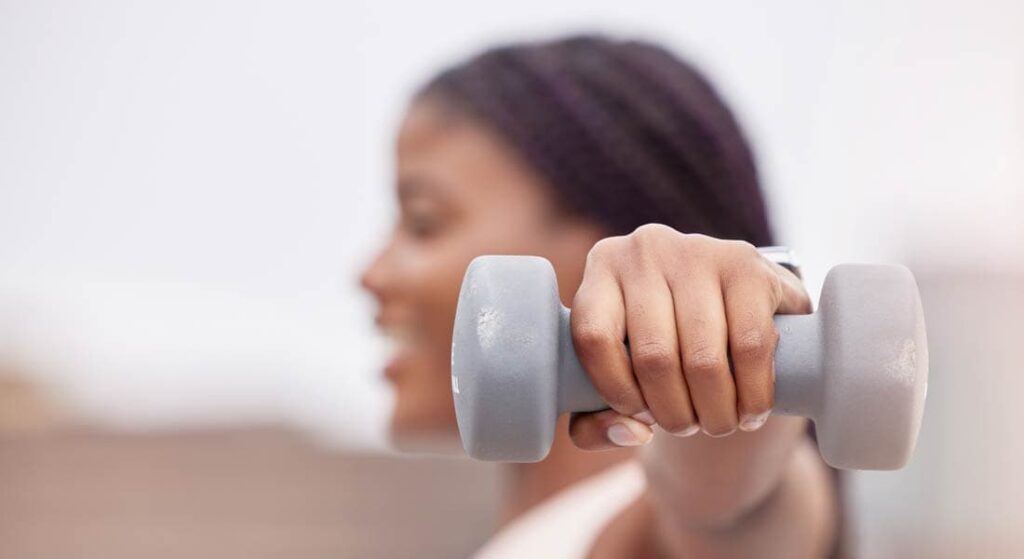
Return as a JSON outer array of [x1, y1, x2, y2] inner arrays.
[[402, 208, 444, 239]]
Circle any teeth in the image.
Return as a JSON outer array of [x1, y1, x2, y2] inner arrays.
[[383, 328, 411, 343], [380, 326, 417, 350], [380, 333, 399, 355]]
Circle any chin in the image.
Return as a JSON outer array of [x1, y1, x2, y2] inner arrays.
[[388, 399, 464, 457]]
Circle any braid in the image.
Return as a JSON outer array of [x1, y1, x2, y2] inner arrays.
[[615, 41, 770, 242], [418, 34, 847, 559], [419, 34, 774, 246]]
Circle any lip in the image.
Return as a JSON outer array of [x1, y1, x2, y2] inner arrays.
[[383, 346, 415, 383], [374, 310, 424, 383], [383, 356, 401, 381]]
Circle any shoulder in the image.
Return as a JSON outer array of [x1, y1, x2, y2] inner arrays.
[[475, 461, 647, 559]]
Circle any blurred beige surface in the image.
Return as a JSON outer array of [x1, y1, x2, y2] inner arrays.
[[853, 265, 1024, 559], [0, 427, 500, 559]]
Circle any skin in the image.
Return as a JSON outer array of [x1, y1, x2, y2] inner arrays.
[[361, 98, 837, 558]]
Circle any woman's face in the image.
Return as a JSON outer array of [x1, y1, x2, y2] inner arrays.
[[361, 98, 606, 451]]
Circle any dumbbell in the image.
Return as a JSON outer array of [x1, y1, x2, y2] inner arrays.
[[451, 255, 928, 470]]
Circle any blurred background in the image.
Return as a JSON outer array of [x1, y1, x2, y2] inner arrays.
[[0, 0, 1021, 557]]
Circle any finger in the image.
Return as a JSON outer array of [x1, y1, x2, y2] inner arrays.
[[671, 274, 738, 437], [569, 410, 654, 450], [571, 257, 646, 417], [620, 270, 697, 436], [723, 266, 781, 432], [765, 260, 813, 315]]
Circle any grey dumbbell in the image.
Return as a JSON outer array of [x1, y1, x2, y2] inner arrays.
[[451, 255, 928, 470]]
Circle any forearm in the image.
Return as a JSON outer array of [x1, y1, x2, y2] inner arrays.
[[643, 435, 837, 559], [641, 415, 808, 529]]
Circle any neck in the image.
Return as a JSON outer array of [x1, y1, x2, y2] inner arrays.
[[498, 415, 636, 526]]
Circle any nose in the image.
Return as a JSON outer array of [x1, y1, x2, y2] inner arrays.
[[360, 243, 392, 300]]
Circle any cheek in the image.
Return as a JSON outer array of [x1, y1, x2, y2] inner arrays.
[[407, 242, 480, 352], [390, 238, 472, 397], [387, 244, 466, 444]]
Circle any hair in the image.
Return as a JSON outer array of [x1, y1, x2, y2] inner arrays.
[[419, 34, 845, 558], [419, 34, 772, 244]]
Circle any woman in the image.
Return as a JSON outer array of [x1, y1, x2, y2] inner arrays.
[[361, 35, 842, 558]]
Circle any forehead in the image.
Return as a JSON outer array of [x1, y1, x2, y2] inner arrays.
[[395, 98, 554, 207], [397, 99, 513, 171]]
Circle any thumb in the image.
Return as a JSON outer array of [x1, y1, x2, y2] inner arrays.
[[569, 409, 654, 450]]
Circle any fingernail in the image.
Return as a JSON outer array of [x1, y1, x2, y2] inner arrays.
[[670, 424, 701, 437], [607, 422, 653, 447], [739, 412, 770, 432], [632, 410, 656, 426]]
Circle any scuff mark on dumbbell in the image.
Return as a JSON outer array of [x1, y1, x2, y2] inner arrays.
[[885, 338, 918, 386], [477, 306, 501, 350]]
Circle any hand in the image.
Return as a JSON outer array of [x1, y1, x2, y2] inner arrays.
[[567, 224, 812, 449]]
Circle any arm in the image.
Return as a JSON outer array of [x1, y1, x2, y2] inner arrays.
[[587, 436, 836, 559], [567, 224, 837, 557], [641, 420, 837, 558]]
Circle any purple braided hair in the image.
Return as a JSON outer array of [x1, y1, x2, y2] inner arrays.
[[418, 34, 774, 246]]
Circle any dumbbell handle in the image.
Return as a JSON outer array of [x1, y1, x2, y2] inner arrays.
[[556, 306, 822, 419]]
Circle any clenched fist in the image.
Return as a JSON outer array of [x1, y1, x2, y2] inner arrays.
[[567, 224, 812, 449]]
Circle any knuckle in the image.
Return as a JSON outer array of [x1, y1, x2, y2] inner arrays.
[[722, 241, 761, 276], [683, 346, 726, 377], [730, 239, 759, 259], [681, 232, 713, 245], [677, 233, 712, 255], [587, 236, 626, 263], [629, 224, 680, 256], [632, 223, 673, 239], [572, 322, 616, 356], [631, 342, 677, 377], [662, 234, 719, 274], [732, 327, 772, 359]]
